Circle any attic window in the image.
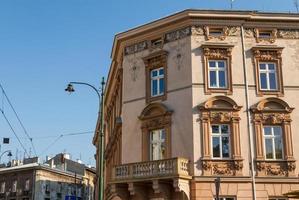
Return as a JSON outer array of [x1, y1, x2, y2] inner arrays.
[[255, 28, 277, 43], [259, 31, 272, 38], [209, 28, 224, 36], [150, 38, 163, 49]]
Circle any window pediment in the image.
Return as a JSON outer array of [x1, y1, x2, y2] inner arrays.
[[139, 103, 172, 121], [198, 96, 242, 111], [251, 98, 294, 113]]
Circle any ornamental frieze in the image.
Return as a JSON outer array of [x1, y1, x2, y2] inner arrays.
[[253, 113, 291, 124], [202, 159, 243, 176], [252, 49, 282, 61], [124, 41, 148, 55], [203, 47, 233, 58], [278, 29, 299, 39], [164, 27, 191, 43], [256, 160, 296, 177]]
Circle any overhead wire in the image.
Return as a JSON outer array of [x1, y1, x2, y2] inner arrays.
[[0, 83, 37, 156], [0, 108, 29, 157], [38, 131, 93, 156]]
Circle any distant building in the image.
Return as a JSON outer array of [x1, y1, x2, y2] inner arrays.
[[0, 154, 96, 200]]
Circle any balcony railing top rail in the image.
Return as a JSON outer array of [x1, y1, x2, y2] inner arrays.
[[111, 157, 190, 182]]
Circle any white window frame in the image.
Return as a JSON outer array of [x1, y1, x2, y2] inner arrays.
[[25, 179, 30, 191], [0, 182, 5, 193], [208, 60, 228, 89], [259, 62, 278, 91], [211, 124, 231, 159], [12, 180, 17, 192], [149, 129, 166, 161], [150, 67, 165, 97], [263, 126, 284, 160]]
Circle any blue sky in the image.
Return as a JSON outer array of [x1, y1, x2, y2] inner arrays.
[[0, 0, 297, 166]]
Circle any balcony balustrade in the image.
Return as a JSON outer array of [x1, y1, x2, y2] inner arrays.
[[111, 157, 190, 182]]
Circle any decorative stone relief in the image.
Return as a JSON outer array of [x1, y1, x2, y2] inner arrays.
[[256, 160, 296, 177], [191, 26, 204, 35], [278, 29, 299, 39], [252, 48, 282, 61], [244, 28, 254, 38], [124, 41, 148, 55], [228, 26, 241, 36], [203, 47, 233, 59], [202, 159, 243, 176], [172, 39, 186, 70], [164, 27, 191, 43], [128, 56, 140, 81], [253, 113, 291, 124]]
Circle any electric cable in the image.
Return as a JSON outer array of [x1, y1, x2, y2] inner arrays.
[[0, 83, 37, 156], [0, 108, 29, 157]]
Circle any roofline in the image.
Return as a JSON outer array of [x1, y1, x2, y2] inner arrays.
[[104, 9, 299, 98]]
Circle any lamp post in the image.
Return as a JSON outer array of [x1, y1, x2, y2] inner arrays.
[[0, 150, 12, 163], [65, 78, 105, 200]]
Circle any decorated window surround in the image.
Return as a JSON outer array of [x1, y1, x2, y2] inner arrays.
[[254, 28, 278, 43], [204, 26, 229, 41], [143, 50, 168, 103], [251, 98, 296, 177], [198, 96, 243, 176], [139, 103, 172, 161], [202, 44, 234, 95], [252, 46, 284, 97]]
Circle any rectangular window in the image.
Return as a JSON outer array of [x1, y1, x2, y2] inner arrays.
[[25, 179, 30, 191], [0, 182, 5, 193], [211, 124, 230, 158], [12, 180, 17, 192], [208, 60, 227, 89], [150, 129, 166, 161], [150, 67, 165, 97], [214, 197, 236, 200], [269, 198, 287, 200], [264, 126, 283, 160], [259, 62, 278, 91]]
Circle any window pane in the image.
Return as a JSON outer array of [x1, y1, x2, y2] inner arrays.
[[265, 138, 274, 159], [269, 72, 277, 90], [221, 125, 229, 134], [273, 127, 282, 136], [209, 61, 216, 68], [218, 61, 225, 68], [275, 137, 283, 159], [159, 78, 164, 94], [159, 68, 164, 75], [152, 80, 158, 96], [260, 73, 267, 89], [212, 137, 220, 158], [209, 71, 217, 87], [222, 136, 230, 158], [259, 63, 266, 70], [212, 125, 220, 134], [218, 71, 226, 88], [268, 63, 275, 70], [264, 127, 272, 135], [151, 70, 158, 77]]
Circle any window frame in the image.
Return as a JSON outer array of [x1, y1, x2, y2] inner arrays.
[[150, 67, 165, 97], [0, 182, 5, 194], [202, 44, 233, 95], [252, 47, 284, 96], [208, 60, 228, 89], [149, 128, 166, 161], [211, 124, 231, 159], [263, 125, 284, 160], [143, 50, 168, 103], [259, 62, 278, 91]]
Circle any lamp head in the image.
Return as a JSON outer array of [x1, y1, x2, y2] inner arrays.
[[65, 83, 75, 93]]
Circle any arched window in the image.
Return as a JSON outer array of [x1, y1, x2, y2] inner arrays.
[[198, 96, 243, 176], [251, 98, 296, 177], [139, 103, 172, 161]]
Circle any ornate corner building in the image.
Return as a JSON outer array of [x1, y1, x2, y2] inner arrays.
[[93, 10, 299, 200]]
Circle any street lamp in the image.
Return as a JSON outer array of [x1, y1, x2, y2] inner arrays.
[[0, 150, 12, 163], [65, 78, 105, 200]]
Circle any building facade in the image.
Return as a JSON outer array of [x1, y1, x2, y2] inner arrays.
[[97, 10, 299, 200], [0, 157, 96, 200]]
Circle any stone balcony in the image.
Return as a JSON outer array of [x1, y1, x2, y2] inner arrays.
[[107, 157, 191, 200]]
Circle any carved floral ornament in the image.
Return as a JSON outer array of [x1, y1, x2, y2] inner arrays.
[[199, 96, 243, 176], [252, 47, 282, 61], [252, 98, 296, 177]]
